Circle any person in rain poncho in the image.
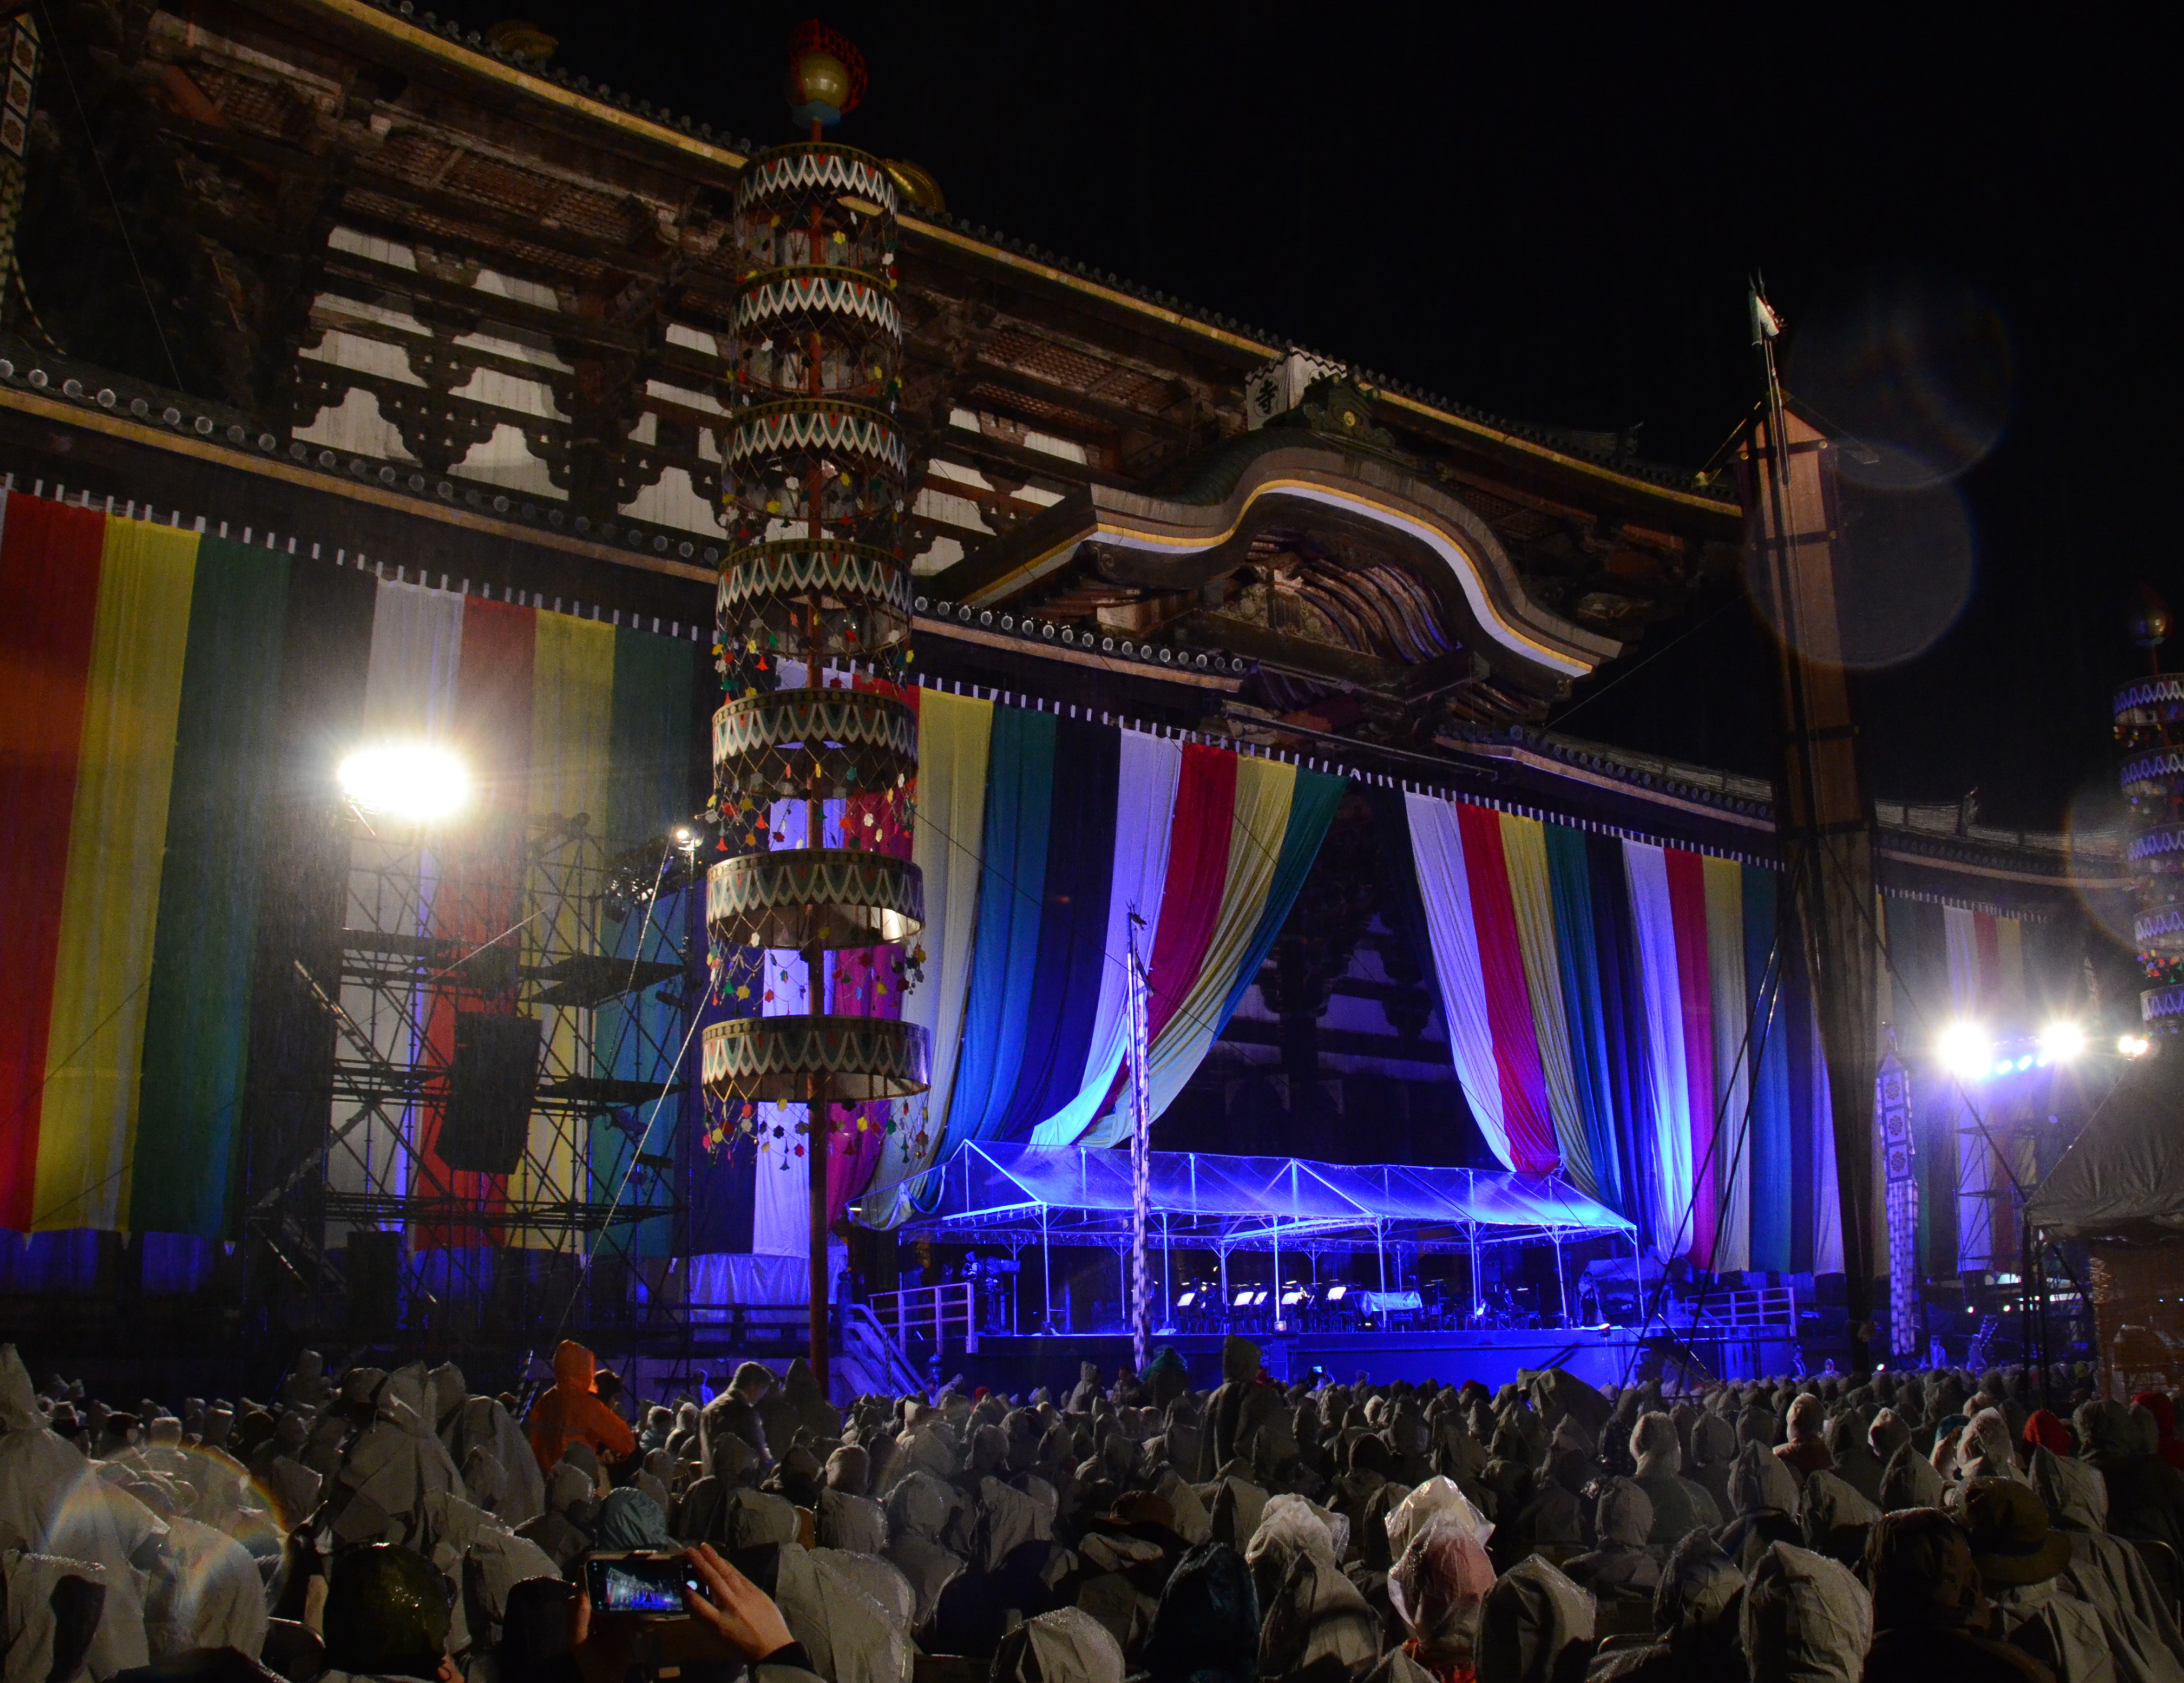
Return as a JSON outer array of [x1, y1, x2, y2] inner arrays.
[[1862, 1507, 2053, 1683], [318, 1542, 457, 1683], [1561, 1481, 1659, 1605], [1629, 1413, 1721, 1546], [988, 1606, 1125, 1683], [1387, 1512, 1496, 1683], [1138, 1542, 1258, 1683], [2030, 1442, 2184, 1683], [326, 1365, 467, 1554], [1592, 1531, 1748, 1683], [1249, 1494, 1377, 1681], [1740, 1542, 1870, 1683], [0, 1345, 153, 1679], [2, 1551, 107, 1683], [1476, 1555, 1594, 1683], [523, 1344, 633, 1478], [1962, 1477, 2115, 1683]]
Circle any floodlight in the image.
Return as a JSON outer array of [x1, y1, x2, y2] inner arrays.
[[2120, 1033, 2154, 1059], [2038, 1021, 2087, 1062], [1938, 1022, 1990, 1080], [339, 744, 469, 822]]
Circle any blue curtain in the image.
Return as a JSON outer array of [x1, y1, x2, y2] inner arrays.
[[1546, 824, 1626, 1219], [944, 707, 1057, 1144], [1744, 866, 1794, 1272], [1584, 832, 1657, 1251], [995, 716, 1119, 1134]]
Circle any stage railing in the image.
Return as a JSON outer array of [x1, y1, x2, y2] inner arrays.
[[842, 1303, 930, 1397], [867, 1281, 980, 1356], [1690, 1284, 1797, 1330]]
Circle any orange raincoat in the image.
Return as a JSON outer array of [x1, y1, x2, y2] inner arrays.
[[525, 1339, 636, 1472]]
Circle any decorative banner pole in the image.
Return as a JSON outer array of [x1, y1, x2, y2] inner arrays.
[[1874, 1043, 1920, 1359], [1128, 908, 1153, 1376], [703, 24, 928, 1398]]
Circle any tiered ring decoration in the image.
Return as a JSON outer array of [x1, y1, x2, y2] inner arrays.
[[2117, 628, 2184, 1032], [708, 847, 925, 950], [702, 1015, 930, 1103], [718, 540, 915, 660], [712, 688, 918, 800], [708, 96, 929, 1151]]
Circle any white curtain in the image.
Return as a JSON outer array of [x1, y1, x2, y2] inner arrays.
[[1622, 840, 1694, 1257], [1943, 905, 1992, 1269], [333, 579, 464, 1241], [1404, 793, 1516, 1168], [1046, 728, 1184, 1147]]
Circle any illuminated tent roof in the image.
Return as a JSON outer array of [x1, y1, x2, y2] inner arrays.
[[887, 1141, 1634, 1253]]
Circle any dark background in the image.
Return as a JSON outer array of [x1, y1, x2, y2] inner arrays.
[[453, 2, 2173, 832]]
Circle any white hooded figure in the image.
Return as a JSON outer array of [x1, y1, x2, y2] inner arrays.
[[2, 1550, 108, 1683], [0, 1345, 153, 1679], [329, 1364, 466, 1549], [142, 1513, 268, 1662]]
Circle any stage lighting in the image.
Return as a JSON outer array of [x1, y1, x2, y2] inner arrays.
[[1938, 1022, 1990, 1080], [2039, 1021, 2087, 1062], [339, 744, 469, 822], [2120, 1033, 2154, 1059]]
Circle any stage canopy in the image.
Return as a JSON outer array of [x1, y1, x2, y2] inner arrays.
[[893, 1142, 1636, 1254]]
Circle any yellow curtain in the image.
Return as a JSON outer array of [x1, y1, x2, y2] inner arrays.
[[34, 520, 199, 1232], [1499, 813, 1594, 1196], [509, 611, 615, 1246], [861, 688, 993, 1223]]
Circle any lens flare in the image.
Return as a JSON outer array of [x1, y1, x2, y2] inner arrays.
[[339, 744, 470, 822], [1938, 1021, 1990, 1080]]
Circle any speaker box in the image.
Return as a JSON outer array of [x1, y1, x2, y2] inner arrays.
[[438, 1011, 542, 1174], [345, 1228, 402, 1337]]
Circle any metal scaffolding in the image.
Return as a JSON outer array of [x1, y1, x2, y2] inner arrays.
[[245, 808, 707, 1354]]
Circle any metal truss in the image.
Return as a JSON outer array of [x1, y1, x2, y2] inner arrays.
[[261, 809, 707, 1348]]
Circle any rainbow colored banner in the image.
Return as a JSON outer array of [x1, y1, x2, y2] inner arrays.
[[1403, 790, 1849, 1266], [0, 492, 289, 1235]]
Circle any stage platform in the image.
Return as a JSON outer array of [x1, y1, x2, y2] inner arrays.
[[932, 1323, 1802, 1399]]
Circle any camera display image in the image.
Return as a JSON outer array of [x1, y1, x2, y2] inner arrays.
[[585, 1554, 700, 1616]]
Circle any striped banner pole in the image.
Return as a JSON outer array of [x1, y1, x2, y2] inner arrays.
[[1128, 906, 1152, 1376]]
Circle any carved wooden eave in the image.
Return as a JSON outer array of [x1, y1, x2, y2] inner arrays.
[[9, 0, 1742, 733]]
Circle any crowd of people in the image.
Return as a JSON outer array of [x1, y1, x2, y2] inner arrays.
[[5, 1331, 2184, 1683]]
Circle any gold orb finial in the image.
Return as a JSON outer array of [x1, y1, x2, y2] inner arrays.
[[785, 20, 866, 132]]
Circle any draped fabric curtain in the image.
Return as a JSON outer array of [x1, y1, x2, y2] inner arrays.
[[1702, 856, 1752, 1273], [0, 495, 292, 1237], [1542, 825, 1618, 1208], [1403, 793, 1561, 1174], [1744, 866, 1795, 1271], [1032, 730, 1183, 1148], [858, 688, 991, 1223], [1499, 815, 1592, 1191], [1622, 841, 1695, 1251]]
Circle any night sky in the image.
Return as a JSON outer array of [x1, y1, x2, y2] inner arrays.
[[482, 3, 2174, 832]]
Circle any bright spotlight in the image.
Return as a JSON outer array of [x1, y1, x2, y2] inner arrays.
[[339, 744, 469, 822], [2120, 1033, 2154, 1060], [1938, 1022, 1990, 1080], [2038, 1021, 2087, 1062]]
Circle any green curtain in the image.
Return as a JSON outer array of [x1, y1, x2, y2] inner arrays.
[[132, 539, 290, 1236]]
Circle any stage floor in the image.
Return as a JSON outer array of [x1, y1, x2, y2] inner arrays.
[[941, 1323, 1800, 1398]]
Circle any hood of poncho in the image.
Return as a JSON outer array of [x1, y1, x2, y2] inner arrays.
[[1741, 1543, 1871, 1683]]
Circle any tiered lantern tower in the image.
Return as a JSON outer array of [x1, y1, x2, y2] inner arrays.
[[702, 25, 928, 1389], [2117, 594, 2184, 1040]]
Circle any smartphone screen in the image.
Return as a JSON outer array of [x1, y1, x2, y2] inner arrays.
[[585, 1553, 702, 1617]]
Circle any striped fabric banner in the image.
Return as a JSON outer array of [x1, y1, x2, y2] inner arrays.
[[337, 575, 703, 1253], [0, 494, 289, 1234], [849, 714, 1342, 1224]]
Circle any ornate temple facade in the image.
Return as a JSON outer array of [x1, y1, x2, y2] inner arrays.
[[0, 0, 2136, 1358]]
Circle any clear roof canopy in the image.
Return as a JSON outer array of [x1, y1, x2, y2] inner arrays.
[[884, 1142, 1635, 1254]]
